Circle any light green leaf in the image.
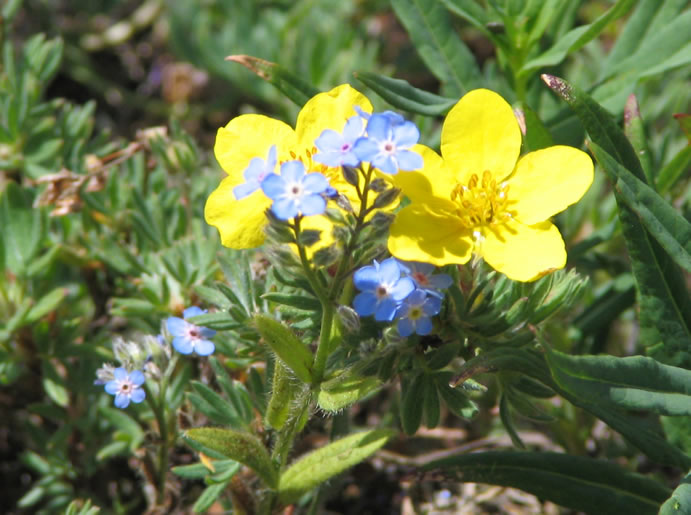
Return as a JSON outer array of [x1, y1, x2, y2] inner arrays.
[[187, 312, 240, 331], [184, 427, 277, 488], [425, 451, 670, 514], [261, 292, 321, 312], [660, 472, 691, 514], [354, 72, 456, 116], [253, 315, 313, 384], [588, 142, 691, 274], [0, 182, 45, 275], [521, 0, 635, 75], [25, 288, 68, 324], [391, 0, 479, 96], [317, 372, 381, 412], [193, 482, 228, 513], [278, 429, 395, 504]]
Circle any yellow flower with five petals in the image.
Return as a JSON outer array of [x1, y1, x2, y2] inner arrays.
[[388, 89, 593, 282], [205, 84, 373, 249]]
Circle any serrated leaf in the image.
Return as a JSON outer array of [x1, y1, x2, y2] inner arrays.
[[277, 429, 395, 504], [253, 315, 313, 384], [543, 74, 691, 368], [354, 72, 456, 116], [391, 0, 479, 96], [184, 428, 277, 488], [425, 451, 670, 514]]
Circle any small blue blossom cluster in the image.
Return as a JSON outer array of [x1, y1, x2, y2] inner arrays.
[[97, 306, 216, 409], [352, 258, 452, 337], [232, 107, 423, 221], [233, 145, 331, 221], [314, 108, 423, 175]]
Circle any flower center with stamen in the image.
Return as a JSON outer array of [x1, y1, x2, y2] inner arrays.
[[376, 285, 389, 299], [408, 306, 423, 320], [411, 272, 429, 287], [450, 170, 513, 228]]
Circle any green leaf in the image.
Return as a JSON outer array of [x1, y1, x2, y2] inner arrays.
[[401, 373, 425, 435], [194, 285, 232, 310], [261, 292, 321, 312], [317, 372, 381, 412], [660, 471, 691, 514], [190, 381, 243, 427], [391, 0, 479, 96], [277, 429, 395, 504], [543, 74, 691, 368], [657, 145, 691, 194], [193, 482, 228, 513], [425, 451, 670, 514], [0, 182, 45, 275], [187, 312, 240, 331], [184, 427, 277, 488], [267, 361, 300, 429], [253, 315, 313, 384], [545, 348, 691, 469], [623, 94, 654, 184], [226, 55, 319, 107], [25, 288, 68, 324], [521, 0, 636, 75], [588, 142, 691, 274], [516, 103, 553, 152], [438, 0, 495, 40], [354, 72, 456, 116]]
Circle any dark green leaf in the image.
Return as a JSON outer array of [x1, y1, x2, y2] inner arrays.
[[401, 373, 425, 435], [391, 0, 479, 96], [354, 72, 456, 116], [426, 451, 670, 514], [660, 472, 691, 515]]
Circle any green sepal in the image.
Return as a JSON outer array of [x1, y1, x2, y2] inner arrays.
[[253, 314, 313, 384], [277, 429, 395, 505], [183, 427, 278, 488]]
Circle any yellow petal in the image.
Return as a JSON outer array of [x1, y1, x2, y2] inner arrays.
[[296, 84, 373, 150], [441, 89, 521, 184], [478, 219, 566, 282], [204, 176, 270, 249], [391, 145, 456, 203], [508, 146, 594, 225], [214, 114, 297, 176], [299, 214, 337, 258], [388, 203, 473, 266]]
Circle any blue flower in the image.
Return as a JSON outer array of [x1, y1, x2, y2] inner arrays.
[[166, 306, 216, 356], [314, 115, 364, 167], [353, 113, 423, 174], [396, 289, 442, 337], [233, 145, 277, 200], [353, 257, 415, 321], [261, 160, 330, 220], [400, 261, 453, 299], [104, 367, 146, 408]]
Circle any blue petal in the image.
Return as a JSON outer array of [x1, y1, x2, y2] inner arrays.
[[415, 316, 433, 335], [340, 151, 360, 167], [396, 149, 423, 171], [406, 288, 427, 306], [233, 180, 260, 199], [428, 274, 453, 290], [300, 194, 326, 216], [199, 327, 217, 339], [113, 367, 128, 381], [342, 116, 364, 141], [244, 156, 268, 181], [397, 318, 414, 337], [166, 316, 187, 337], [374, 297, 398, 322], [114, 393, 130, 409], [379, 258, 402, 283], [130, 389, 146, 403], [105, 381, 119, 395], [353, 292, 377, 316], [390, 277, 415, 301], [183, 306, 204, 319], [353, 265, 380, 291], [302, 173, 329, 194], [423, 296, 442, 316], [260, 174, 286, 200], [194, 339, 215, 356], [129, 370, 146, 386], [365, 114, 391, 141], [281, 160, 305, 183], [315, 129, 343, 153], [393, 121, 420, 147], [353, 137, 380, 162], [173, 337, 194, 354], [374, 154, 399, 175], [272, 198, 298, 220]]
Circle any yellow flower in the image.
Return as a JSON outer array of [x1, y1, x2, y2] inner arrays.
[[205, 84, 373, 249], [388, 89, 593, 282]]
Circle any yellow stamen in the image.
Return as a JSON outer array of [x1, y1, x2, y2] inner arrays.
[[450, 171, 514, 228]]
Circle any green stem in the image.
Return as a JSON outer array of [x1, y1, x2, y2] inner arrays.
[[312, 304, 334, 383]]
